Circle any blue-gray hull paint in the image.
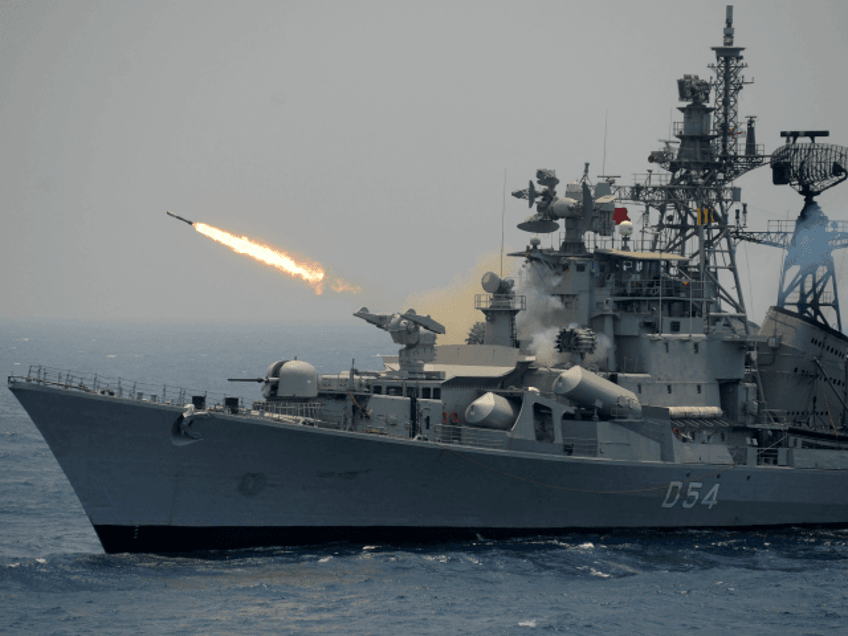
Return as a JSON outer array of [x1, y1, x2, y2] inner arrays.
[[11, 381, 848, 553]]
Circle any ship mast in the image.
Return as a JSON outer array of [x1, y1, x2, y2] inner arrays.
[[615, 5, 765, 330]]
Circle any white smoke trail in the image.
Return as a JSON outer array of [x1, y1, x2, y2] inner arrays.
[[583, 333, 611, 368], [785, 202, 832, 269], [514, 262, 568, 366]]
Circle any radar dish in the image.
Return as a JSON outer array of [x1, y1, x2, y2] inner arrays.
[[771, 142, 848, 198], [481, 272, 501, 294], [517, 215, 559, 234]]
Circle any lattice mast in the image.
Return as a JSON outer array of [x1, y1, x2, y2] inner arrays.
[[618, 5, 764, 326]]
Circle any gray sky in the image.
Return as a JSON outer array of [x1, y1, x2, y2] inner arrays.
[[3, 0, 848, 336]]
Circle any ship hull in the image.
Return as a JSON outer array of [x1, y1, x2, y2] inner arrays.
[[11, 380, 848, 553]]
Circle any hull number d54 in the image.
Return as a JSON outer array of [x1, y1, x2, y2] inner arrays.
[[661, 481, 720, 509]]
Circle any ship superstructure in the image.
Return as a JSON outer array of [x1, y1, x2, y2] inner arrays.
[[8, 6, 848, 554]]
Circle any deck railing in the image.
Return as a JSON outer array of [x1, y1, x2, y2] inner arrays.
[[250, 400, 324, 420], [433, 424, 507, 450], [11, 365, 227, 409], [562, 437, 599, 456]]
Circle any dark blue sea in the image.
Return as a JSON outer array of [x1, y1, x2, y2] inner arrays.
[[2, 320, 848, 635]]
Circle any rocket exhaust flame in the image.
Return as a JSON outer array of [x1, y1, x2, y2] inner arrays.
[[194, 223, 327, 291], [168, 212, 359, 295]]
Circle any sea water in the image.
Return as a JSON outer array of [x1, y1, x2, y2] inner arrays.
[[2, 321, 847, 635]]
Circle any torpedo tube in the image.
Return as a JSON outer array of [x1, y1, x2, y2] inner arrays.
[[553, 365, 642, 419]]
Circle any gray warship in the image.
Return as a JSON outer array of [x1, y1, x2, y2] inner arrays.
[[9, 6, 848, 553]]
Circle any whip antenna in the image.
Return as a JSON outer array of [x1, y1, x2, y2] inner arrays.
[[501, 168, 506, 277]]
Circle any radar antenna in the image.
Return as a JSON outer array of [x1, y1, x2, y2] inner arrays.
[[733, 133, 848, 331]]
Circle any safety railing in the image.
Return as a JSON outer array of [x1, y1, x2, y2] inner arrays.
[[768, 218, 848, 234], [474, 295, 527, 311], [562, 437, 599, 457], [11, 365, 339, 428], [783, 287, 835, 306], [613, 278, 708, 301], [9, 365, 234, 410], [363, 421, 412, 438], [249, 400, 324, 420], [433, 424, 507, 450]]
